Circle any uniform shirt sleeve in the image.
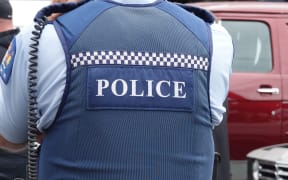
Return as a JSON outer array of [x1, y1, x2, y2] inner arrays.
[[0, 24, 66, 143], [209, 22, 234, 126], [0, 26, 30, 143]]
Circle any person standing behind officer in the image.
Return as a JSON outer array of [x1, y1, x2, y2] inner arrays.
[[0, 0, 233, 179], [0, 1, 26, 179], [0, 0, 20, 61]]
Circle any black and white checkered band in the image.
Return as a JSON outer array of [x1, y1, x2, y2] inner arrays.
[[71, 51, 209, 71]]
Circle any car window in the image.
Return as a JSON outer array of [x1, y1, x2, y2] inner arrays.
[[221, 20, 272, 73]]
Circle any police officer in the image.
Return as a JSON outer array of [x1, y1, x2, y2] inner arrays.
[[0, 1, 27, 179], [0, 0, 20, 61], [0, 0, 233, 179]]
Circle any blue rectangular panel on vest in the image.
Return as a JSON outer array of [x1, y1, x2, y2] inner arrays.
[[87, 66, 194, 111]]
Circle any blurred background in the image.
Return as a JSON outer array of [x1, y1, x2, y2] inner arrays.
[[10, 0, 288, 28]]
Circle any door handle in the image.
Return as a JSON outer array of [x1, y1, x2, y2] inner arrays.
[[257, 87, 280, 94]]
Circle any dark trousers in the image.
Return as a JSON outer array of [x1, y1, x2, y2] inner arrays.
[[213, 99, 231, 180], [0, 150, 27, 180]]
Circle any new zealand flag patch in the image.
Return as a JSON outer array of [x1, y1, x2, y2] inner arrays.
[[0, 38, 16, 84]]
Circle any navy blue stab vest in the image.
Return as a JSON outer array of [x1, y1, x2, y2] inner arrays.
[[38, 1, 214, 179]]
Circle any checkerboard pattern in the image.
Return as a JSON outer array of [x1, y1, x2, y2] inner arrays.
[[71, 51, 209, 71]]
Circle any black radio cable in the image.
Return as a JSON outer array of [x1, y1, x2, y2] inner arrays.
[[27, 16, 47, 180], [26, 1, 91, 179]]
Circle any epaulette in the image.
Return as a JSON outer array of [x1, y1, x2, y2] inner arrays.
[[176, 3, 215, 24]]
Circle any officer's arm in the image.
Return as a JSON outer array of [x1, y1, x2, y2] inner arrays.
[[0, 135, 27, 153], [209, 22, 234, 126], [0, 28, 31, 152]]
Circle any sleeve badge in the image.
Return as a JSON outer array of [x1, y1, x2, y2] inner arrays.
[[0, 38, 16, 84]]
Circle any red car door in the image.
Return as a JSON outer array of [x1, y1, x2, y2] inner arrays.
[[221, 17, 282, 160]]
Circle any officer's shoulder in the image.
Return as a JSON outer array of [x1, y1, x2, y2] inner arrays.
[[176, 3, 215, 24]]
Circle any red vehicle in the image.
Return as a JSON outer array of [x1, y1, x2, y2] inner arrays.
[[188, 1, 288, 179]]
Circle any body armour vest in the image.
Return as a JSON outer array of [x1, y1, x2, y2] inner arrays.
[[38, 1, 214, 179]]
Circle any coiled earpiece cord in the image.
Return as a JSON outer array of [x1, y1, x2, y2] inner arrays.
[[27, 2, 88, 179], [27, 16, 47, 180]]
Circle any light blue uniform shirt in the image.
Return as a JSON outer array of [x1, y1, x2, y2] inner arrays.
[[0, 0, 233, 143]]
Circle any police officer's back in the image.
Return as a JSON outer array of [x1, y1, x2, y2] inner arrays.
[[0, 0, 233, 179]]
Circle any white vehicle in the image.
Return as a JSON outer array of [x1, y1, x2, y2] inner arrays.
[[10, 0, 50, 28], [247, 144, 288, 180]]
